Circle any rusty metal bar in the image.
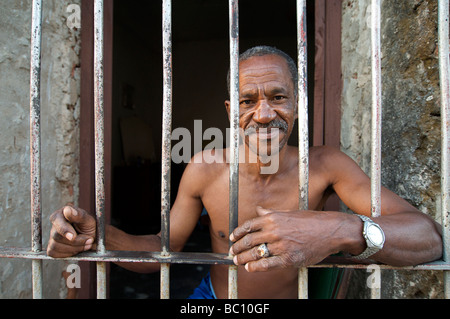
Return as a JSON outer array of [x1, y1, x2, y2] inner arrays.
[[0, 248, 233, 264], [29, 0, 43, 299], [296, 0, 309, 300], [228, 0, 240, 300], [2, 247, 450, 270], [438, 0, 450, 299], [370, 0, 382, 299], [93, 0, 107, 299], [370, 0, 382, 219], [160, 0, 173, 299]]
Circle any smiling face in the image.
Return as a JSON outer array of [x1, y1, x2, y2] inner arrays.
[[225, 54, 298, 157]]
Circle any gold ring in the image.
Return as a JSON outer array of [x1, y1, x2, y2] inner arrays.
[[256, 243, 270, 258]]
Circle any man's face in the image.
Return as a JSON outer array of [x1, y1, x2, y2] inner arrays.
[[226, 54, 297, 157]]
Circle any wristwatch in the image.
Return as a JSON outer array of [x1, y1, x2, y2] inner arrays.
[[352, 214, 385, 260]]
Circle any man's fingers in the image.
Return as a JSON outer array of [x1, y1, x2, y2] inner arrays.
[[63, 206, 90, 225], [230, 231, 270, 256], [50, 208, 78, 241], [229, 217, 265, 243], [49, 227, 93, 247], [47, 231, 94, 258], [232, 242, 276, 266], [244, 255, 285, 272], [230, 206, 281, 242], [62, 206, 96, 237]]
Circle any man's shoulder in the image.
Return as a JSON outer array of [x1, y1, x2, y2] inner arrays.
[[179, 150, 228, 196], [290, 145, 354, 175], [185, 149, 228, 175]]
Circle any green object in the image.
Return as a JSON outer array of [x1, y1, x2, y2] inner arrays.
[[308, 268, 344, 299]]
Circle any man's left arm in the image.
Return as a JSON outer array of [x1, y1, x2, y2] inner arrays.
[[230, 147, 443, 271], [328, 146, 443, 266]]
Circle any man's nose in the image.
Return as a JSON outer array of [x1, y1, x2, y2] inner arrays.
[[253, 100, 277, 124]]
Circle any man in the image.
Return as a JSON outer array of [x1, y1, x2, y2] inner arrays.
[[47, 46, 443, 299]]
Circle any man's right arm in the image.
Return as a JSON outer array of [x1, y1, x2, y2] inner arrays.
[[104, 224, 163, 273], [46, 206, 164, 273], [47, 156, 209, 273]]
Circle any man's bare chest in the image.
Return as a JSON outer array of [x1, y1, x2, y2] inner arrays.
[[199, 174, 301, 241]]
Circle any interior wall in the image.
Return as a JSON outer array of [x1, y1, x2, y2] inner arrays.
[[110, 0, 301, 233], [111, 0, 300, 172], [108, 0, 330, 299]]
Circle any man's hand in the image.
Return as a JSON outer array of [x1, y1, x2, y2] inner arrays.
[[47, 206, 97, 258], [229, 206, 353, 272]]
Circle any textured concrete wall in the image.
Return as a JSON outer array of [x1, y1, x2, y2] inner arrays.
[[341, 0, 444, 298], [0, 0, 81, 298], [0, 0, 445, 299]]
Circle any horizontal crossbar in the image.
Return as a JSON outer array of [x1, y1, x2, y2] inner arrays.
[[1, 247, 449, 271]]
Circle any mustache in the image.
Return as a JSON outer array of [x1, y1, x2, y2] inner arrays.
[[244, 119, 289, 136]]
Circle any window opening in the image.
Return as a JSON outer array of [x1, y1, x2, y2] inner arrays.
[[0, 0, 448, 300]]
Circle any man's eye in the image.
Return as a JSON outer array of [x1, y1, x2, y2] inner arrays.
[[273, 96, 286, 101], [240, 100, 253, 106]]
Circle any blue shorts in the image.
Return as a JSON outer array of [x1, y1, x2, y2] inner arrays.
[[187, 272, 217, 299]]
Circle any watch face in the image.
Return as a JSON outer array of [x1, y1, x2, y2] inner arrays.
[[367, 224, 384, 247]]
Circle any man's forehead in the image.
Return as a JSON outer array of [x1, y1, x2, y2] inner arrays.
[[240, 55, 290, 75], [239, 55, 293, 89]]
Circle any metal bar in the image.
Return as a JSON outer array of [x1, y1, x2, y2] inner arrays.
[[438, 0, 450, 299], [311, 259, 450, 271], [160, 0, 173, 299], [29, 0, 43, 299], [296, 0, 309, 300], [0, 248, 233, 264], [370, 0, 382, 219], [228, 0, 240, 300], [160, 263, 170, 299], [370, 0, 382, 299], [93, 0, 107, 299], [3, 247, 450, 270]]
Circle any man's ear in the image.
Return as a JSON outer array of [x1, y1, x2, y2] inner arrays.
[[225, 100, 231, 121]]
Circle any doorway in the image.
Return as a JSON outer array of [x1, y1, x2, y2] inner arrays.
[[80, 0, 341, 299], [109, 0, 303, 299]]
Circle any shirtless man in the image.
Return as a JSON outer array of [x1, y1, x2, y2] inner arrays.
[[47, 46, 442, 299]]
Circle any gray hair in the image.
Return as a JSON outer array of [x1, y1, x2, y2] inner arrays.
[[227, 45, 298, 98]]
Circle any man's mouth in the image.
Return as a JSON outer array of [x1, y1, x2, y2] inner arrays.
[[247, 127, 281, 140], [244, 120, 288, 139]]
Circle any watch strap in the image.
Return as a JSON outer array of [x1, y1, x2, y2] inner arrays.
[[352, 214, 383, 260]]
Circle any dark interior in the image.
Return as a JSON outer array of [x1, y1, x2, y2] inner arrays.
[[109, 0, 315, 299]]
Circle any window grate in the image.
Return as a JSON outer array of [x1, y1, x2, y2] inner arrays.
[[0, 0, 449, 299]]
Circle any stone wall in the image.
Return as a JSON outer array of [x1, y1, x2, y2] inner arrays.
[[0, 0, 81, 298], [341, 0, 444, 298], [0, 0, 445, 299]]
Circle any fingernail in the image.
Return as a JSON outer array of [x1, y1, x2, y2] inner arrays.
[[245, 263, 249, 271], [85, 238, 93, 245], [84, 244, 92, 251], [229, 247, 234, 256], [233, 256, 238, 265], [229, 234, 235, 242], [65, 233, 74, 241]]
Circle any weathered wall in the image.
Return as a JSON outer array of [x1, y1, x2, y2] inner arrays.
[[341, 0, 444, 298], [0, 0, 445, 299], [0, 0, 81, 298]]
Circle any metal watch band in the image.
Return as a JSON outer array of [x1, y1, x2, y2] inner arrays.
[[352, 214, 383, 260], [352, 246, 379, 260]]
